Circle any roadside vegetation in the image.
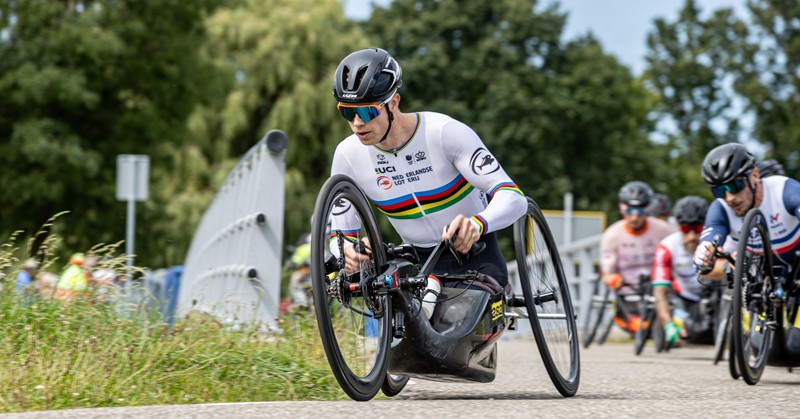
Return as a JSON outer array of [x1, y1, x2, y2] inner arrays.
[[0, 233, 347, 413]]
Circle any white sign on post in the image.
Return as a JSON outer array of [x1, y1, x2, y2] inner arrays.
[[116, 155, 150, 283], [116, 155, 150, 201]]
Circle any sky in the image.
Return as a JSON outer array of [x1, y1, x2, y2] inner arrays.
[[342, 0, 748, 75]]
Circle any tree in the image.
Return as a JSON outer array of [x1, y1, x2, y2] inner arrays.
[[0, 0, 228, 266], [186, 0, 370, 258], [733, 0, 800, 176], [365, 0, 661, 215], [643, 0, 750, 198]]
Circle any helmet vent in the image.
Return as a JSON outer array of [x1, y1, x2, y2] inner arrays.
[[353, 66, 368, 91]]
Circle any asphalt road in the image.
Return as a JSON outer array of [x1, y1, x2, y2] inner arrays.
[[6, 336, 798, 418]]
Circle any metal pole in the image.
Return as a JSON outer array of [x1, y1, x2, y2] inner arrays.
[[564, 192, 573, 245], [126, 199, 135, 284]]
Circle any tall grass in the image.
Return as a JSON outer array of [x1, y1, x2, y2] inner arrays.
[[0, 227, 347, 413]]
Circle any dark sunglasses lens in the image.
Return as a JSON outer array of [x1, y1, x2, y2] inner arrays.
[[711, 178, 746, 198], [339, 106, 381, 122]]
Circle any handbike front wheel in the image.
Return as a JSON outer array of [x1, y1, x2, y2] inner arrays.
[[731, 208, 774, 385], [310, 175, 391, 401], [582, 277, 611, 349], [634, 294, 656, 356], [515, 197, 580, 397]]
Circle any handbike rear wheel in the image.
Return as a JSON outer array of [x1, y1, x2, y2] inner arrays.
[[713, 294, 731, 365], [731, 208, 774, 385], [515, 197, 580, 397], [380, 373, 409, 397], [310, 175, 391, 401]]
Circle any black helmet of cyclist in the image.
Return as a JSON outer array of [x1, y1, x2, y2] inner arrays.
[[701, 143, 755, 186], [673, 196, 708, 225], [333, 48, 403, 104], [756, 159, 785, 178], [647, 193, 672, 217], [618, 181, 654, 208]]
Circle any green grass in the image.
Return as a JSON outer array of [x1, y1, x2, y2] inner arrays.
[[0, 224, 349, 413], [0, 293, 347, 412]]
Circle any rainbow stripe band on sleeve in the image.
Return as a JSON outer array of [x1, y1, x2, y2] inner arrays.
[[329, 229, 360, 243], [488, 182, 524, 198], [471, 215, 488, 236]]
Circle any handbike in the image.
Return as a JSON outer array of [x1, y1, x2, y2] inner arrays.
[[705, 208, 800, 385], [309, 175, 580, 401]]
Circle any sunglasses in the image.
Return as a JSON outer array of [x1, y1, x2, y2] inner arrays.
[[680, 224, 703, 234], [625, 206, 647, 215], [710, 178, 747, 199], [337, 95, 393, 123]]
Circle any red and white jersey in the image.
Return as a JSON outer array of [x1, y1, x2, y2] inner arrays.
[[652, 231, 704, 302], [600, 217, 677, 294]]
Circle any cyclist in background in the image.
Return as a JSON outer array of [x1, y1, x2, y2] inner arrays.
[[757, 159, 785, 178], [694, 144, 800, 279], [328, 48, 527, 290], [647, 193, 673, 222], [652, 196, 713, 346], [600, 181, 677, 332]]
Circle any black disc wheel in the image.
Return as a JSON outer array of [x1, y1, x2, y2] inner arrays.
[[731, 208, 774, 385], [582, 277, 611, 349], [310, 175, 391, 401], [515, 197, 580, 397]]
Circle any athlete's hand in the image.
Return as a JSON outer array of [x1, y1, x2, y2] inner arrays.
[[343, 238, 371, 274], [663, 321, 682, 346], [442, 215, 479, 254], [605, 273, 623, 290], [693, 241, 715, 274]]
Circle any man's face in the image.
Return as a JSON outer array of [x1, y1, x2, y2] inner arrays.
[[680, 224, 703, 253], [714, 170, 759, 217], [337, 96, 395, 146], [620, 204, 647, 231]]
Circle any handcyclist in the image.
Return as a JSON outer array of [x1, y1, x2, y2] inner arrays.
[[652, 196, 714, 346], [600, 181, 676, 333], [329, 48, 527, 289], [694, 144, 800, 278]]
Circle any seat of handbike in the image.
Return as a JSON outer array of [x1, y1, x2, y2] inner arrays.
[[387, 277, 508, 383]]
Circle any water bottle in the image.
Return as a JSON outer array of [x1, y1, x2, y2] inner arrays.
[[421, 275, 441, 319]]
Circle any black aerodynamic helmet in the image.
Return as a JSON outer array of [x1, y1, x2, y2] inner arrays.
[[673, 195, 708, 225], [701, 143, 755, 186], [647, 193, 673, 217], [756, 159, 785, 178], [618, 181, 654, 207], [333, 48, 403, 104]]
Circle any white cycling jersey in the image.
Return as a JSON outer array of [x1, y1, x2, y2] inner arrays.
[[653, 231, 705, 302], [330, 111, 528, 249]]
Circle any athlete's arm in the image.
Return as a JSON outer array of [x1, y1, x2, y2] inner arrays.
[[329, 147, 369, 271], [694, 200, 730, 274], [652, 243, 674, 325], [599, 230, 622, 289], [440, 120, 528, 239], [783, 178, 800, 219]]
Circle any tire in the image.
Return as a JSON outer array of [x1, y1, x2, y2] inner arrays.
[[731, 208, 774, 385], [713, 294, 732, 365], [582, 278, 611, 349], [310, 175, 391, 401], [728, 332, 741, 380], [380, 374, 409, 397], [634, 294, 656, 356], [515, 197, 580, 397], [596, 309, 615, 345]]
